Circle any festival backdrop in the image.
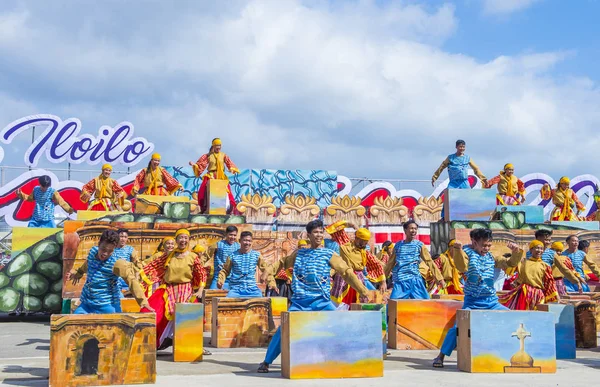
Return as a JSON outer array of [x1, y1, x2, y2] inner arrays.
[[1, 168, 600, 227]]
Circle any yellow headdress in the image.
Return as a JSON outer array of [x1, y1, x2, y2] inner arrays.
[[101, 163, 113, 171], [529, 240, 544, 251], [504, 163, 514, 170], [297, 239, 308, 247], [212, 138, 222, 146], [551, 241, 564, 252], [355, 228, 371, 241], [559, 176, 570, 185], [157, 237, 175, 252], [448, 239, 456, 248], [175, 229, 190, 238], [388, 243, 395, 251], [151, 153, 161, 160], [192, 244, 206, 253]]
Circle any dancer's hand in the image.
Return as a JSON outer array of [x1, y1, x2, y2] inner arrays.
[[452, 241, 463, 250], [217, 280, 223, 289], [380, 281, 387, 293], [438, 280, 447, 289], [507, 242, 520, 253]]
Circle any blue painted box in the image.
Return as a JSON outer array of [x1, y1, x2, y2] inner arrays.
[[537, 303, 576, 359], [457, 310, 556, 373], [444, 189, 497, 222]]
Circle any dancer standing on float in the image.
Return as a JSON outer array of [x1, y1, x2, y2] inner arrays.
[[80, 164, 127, 211], [132, 153, 182, 196], [484, 163, 526, 205], [499, 240, 558, 310], [540, 177, 585, 221], [433, 228, 523, 368], [384, 221, 444, 299], [217, 231, 277, 297], [189, 138, 240, 213], [16, 175, 74, 228], [431, 139, 487, 189], [325, 221, 386, 307], [257, 220, 368, 373], [66, 230, 152, 314]]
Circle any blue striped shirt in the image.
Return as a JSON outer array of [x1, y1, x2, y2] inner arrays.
[[392, 240, 424, 283], [463, 246, 497, 299], [80, 246, 121, 307], [227, 250, 261, 289], [563, 250, 586, 279], [291, 248, 335, 302], [215, 240, 240, 276], [32, 186, 56, 222]]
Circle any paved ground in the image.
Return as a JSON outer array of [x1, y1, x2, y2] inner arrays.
[[0, 315, 598, 386]]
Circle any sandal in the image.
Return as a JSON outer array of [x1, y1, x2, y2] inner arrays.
[[257, 362, 269, 373], [433, 356, 444, 368], [203, 349, 212, 356]]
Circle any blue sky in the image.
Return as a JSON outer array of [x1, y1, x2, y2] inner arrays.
[[0, 0, 599, 184]]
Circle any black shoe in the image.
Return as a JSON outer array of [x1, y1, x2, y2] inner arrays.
[[158, 338, 173, 350]]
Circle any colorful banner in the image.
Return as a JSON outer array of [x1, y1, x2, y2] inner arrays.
[[1, 168, 599, 227]]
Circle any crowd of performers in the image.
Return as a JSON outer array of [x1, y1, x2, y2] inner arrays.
[[63, 219, 600, 371], [15, 137, 600, 372]]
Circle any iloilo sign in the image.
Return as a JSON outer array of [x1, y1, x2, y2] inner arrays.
[[0, 114, 154, 167]]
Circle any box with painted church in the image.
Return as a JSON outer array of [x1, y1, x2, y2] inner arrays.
[[281, 311, 384, 379], [211, 297, 270, 348], [49, 313, 156, 387], [537, 303, 576, 359], [456, 310, 556, 373], [387, 299, 461, 350]]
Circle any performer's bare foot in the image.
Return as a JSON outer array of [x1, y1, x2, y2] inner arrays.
[[257, 362, 269, 373], [433, 353, 445, 368]]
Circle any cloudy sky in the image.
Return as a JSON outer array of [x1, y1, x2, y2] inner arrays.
[[0, 0, 599, 183]]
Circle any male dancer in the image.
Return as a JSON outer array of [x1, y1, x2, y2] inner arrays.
[[257, 220, 368, 373], [433, 228, 523, 368], [218, 231, 277, 297], [209, 226, 240, 289]]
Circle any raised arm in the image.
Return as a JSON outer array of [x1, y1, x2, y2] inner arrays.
[[469, 159, 487, 184], [52, 191, 74, 214], [451, 243, 469, 273], [17, 189, 34, 202], [431, 156, 450, 184], [329, 253, 368, 297], [572, 192, 586, 212], [494, 243, 524, 270]]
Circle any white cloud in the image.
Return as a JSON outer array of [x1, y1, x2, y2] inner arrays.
[[0, 0, 598, 184], [482, 0, 544, 15]]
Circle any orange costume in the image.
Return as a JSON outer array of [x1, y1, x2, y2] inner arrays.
[[139, 230, 207, 348], [540, 177, 585, 221], [485, 164, 525, 205], [132, 153, 182, 196], [80, 164, 126, 211], [191, 138, 240, 213]]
